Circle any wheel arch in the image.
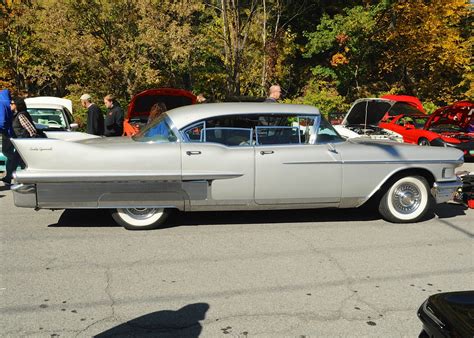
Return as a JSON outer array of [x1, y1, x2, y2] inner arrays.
[[364, 168, 435, 207]]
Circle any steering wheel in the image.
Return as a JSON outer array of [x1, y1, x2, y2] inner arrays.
[[47, 120, 61, 125]]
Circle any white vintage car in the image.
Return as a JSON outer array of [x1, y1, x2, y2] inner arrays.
[[11, 103, 463, 230]]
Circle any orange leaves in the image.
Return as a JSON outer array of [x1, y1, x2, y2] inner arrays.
[[330, 53, 349, 67]]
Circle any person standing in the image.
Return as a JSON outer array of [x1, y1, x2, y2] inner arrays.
[[1, 89, 13, 184], [80, 94, 104, 135], [103, 94, 124, 137], [2, 97, 38, 185], [264, 85, 282, 103]]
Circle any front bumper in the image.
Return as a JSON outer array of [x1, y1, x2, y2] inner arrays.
[[431, 178, 463, 204]]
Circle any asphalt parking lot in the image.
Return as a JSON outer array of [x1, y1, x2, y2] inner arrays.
[[1, 164, 473, 337]]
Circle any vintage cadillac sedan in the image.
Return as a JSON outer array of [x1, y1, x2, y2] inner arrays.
[[10, 103, 463, 230]]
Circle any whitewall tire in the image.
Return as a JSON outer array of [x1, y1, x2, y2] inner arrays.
[[379, 176, 432, 223], [111, 208, 169, 230]]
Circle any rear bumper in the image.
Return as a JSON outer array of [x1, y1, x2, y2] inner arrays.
[[11, 183, 37, 208], [431, 178, 462, 204]]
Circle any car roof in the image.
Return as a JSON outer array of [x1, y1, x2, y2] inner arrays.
[[25, 97, 72, 113], [166, 103, 320, 129]]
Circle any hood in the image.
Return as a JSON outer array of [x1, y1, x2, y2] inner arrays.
[[25, 96, 73, 113], [127, 88, 196, 120], [426, 101, 474, 131], [381, 94, 425, 113], [343, 96, 425, 126]]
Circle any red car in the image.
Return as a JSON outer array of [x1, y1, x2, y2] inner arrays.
[[379, 100, 474, 159], [124, 88, 196, 136]]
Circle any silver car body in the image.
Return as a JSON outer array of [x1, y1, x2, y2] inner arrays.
[[10, 103, 463, 224]]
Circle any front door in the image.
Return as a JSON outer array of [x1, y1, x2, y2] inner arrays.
[[181, 124, 255, 207], [254, 119, 342, 205]]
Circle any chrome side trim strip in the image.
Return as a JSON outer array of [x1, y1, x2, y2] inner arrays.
[[15, 172, 181, 183], [341, 160, 463, 165], [283, 161, 342, 165], [182, 173, 243, 181]]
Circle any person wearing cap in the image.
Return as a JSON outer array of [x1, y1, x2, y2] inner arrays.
[[80, 94, 104, 136]]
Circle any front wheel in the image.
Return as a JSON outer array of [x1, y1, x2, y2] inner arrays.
[[379, 176, 432, 223], [418, 137, 430, 146], [111, 207, 170, 230]]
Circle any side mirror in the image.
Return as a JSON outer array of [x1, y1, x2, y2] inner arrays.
[[70, 123, 79, 130]]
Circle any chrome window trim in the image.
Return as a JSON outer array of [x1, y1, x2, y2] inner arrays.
[[164, 115, 183, 143]]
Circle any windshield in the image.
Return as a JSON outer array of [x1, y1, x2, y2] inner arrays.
[[346, 101, 393, 125], [132, 114, 177, 142], [27, 108, 67, 129]]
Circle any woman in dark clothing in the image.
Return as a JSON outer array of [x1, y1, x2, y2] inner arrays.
[[2, 98, 38, 185]]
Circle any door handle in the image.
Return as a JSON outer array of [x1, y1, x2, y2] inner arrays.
[[186, 151, 202, 156], [327, 143, 338, 154], [260, 150, 274, 155]]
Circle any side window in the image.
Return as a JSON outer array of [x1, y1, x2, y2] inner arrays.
[[256, 115, 317, 145], [293, 116, 317, 144], [64, 108, 74, 125], [205, 127, 253, 146], [256, 126, 300, 145], [316, 118, 343, 144], [182, 118, 253, 146], [183, 122, 205, 142]]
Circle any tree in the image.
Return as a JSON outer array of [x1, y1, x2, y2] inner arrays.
[[376, 0, 473, 104]]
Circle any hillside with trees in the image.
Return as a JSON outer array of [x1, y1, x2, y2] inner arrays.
[[1, 0, 472, 119]]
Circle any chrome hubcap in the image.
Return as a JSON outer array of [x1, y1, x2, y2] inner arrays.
[[122, 208, 159, 220], [419, 139, 430, 146], [392, 183, 421, 214]]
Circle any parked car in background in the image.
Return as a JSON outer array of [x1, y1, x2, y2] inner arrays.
[[335, 97, 474, 159], [10, 103, 463, 230], [417, 290, 474, 337], [24, 97, 78, 132], [333, 95, 425, 142], [1, 97, 78, 172], [123, 88, 196, 136]]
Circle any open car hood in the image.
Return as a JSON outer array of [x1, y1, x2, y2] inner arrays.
[[25, 96, 73, 113], [425, 101, 474, 132], [342, 95, 425, 126], [126, 88, 196, 120]]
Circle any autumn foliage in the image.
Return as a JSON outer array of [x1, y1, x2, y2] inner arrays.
[[0, 0, 472, 117]]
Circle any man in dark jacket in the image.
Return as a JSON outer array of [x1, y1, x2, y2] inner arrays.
[[80, 94, 104, 135], [103, 94, 124, 137]]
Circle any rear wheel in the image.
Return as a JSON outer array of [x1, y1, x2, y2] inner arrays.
[[379, 176, 432, 223], [111, 207, 170, 230], [418, 137, 430, 146]]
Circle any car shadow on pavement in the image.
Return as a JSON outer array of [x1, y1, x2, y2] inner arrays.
[[95, 303, 209, 337], [51, 203, 468, 229], [50, 209, 120, 228], [167, 205, 381, 227]]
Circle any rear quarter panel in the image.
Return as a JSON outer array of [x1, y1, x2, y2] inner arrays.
[[335, 140, 462, 207]]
